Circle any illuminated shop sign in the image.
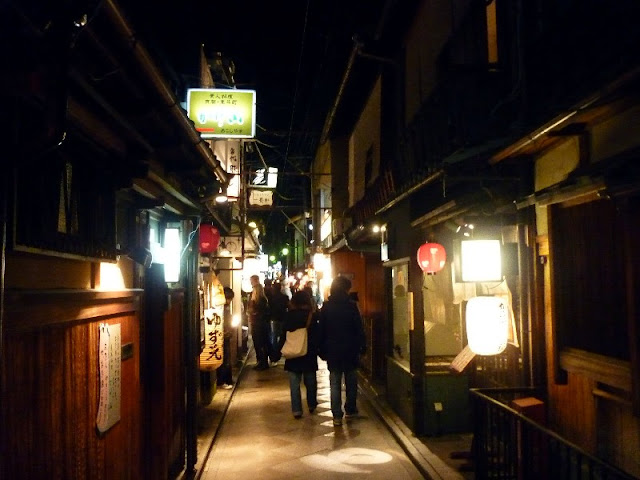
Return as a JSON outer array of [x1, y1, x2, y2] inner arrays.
[[187, 88, 256, 138]]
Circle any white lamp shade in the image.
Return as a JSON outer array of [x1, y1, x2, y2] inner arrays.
[[466, 296, 508, 355], [461, 239, 502, 282], [164, 228, 182, 283]]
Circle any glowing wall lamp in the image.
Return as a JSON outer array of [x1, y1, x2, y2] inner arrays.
[[466, 296, 508, 355], [164, 227, 182, 283], [215, 188, 228, 203], [460, 239, 502, 282], [417, 242, 446, 274]]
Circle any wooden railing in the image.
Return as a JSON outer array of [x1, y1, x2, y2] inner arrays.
[[471, 388, 637, 480], [348, 170, 396, 227]]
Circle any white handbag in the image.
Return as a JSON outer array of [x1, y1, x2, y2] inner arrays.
[[281, 327, 308, 359], [281, 311, 312, 359]]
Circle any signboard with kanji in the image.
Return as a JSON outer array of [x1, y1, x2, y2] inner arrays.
[[199, 280, 226, 371], [250, 167, 278, 188], [249, 189, 273, 206], [200, 308, 224, 370], [187, 89, 256, 138], [212, 140, 241, 199]]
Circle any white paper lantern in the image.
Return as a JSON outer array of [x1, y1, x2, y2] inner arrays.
[[466, 296, 508, 355]]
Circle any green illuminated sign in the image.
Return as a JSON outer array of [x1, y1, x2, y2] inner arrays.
[[187, 88, 256, 138]]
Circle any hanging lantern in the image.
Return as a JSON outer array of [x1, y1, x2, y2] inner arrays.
[[199, 224, 220, 254], [466, 296, 509, 355], [416, 242, 446, 274]]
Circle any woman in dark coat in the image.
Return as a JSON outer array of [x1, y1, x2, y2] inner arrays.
[[280, 290, 319, 418]]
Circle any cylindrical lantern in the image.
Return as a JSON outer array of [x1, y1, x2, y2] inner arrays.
[[466, 296, 508, 355], [417, 242, 446, 274], [199, 308, 224, 371], [199, 224, 220, 254]]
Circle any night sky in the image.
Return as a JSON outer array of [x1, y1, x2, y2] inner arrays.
[[123, 0, 387, 253]]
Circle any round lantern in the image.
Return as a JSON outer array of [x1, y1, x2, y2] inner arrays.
[[466, 296, 509, 355], [199, 224, 220, 254], [416, 242, 446, 274]]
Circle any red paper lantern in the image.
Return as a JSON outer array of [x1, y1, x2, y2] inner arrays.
[[199, 225, 220, 254], [417, 242, 446, 274]]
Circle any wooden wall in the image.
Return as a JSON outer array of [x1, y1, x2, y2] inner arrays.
[[543, 213, 640, 476], [1, 290, 143, 480], [144, 289, 185, 479], [332, 250, 387, 381]]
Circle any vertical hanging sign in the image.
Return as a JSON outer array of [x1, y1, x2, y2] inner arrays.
[[97, 323, 121, 434], [199, 282, 225, 371], [212, 140, 241, 200]]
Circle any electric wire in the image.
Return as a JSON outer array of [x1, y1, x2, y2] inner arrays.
[[181, 217, 202, 260], [283, 0, 310, 176]]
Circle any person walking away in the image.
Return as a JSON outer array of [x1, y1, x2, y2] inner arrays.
[[248, 275, 270, 370], [268, 280, 289, 360], [280, 290, 318, 418], [318, 276, 366, 426], [303, 283, 318, 312], [216, 286, 235, 388]]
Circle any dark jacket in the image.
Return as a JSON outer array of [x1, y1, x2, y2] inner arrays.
[[248, 295, 269, 326], [269, 290, 289, 322], [280, 308, 319, 373], [318, 291, 366, 371]]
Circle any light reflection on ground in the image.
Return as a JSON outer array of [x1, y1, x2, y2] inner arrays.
[[300, 448, 394, 473]]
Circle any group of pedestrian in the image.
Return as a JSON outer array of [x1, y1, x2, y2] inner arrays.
[[249, 274, 365, 426]]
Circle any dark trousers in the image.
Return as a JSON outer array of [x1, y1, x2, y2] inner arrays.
[[270, 320, 283, 352], [251, 321, 270, 366]]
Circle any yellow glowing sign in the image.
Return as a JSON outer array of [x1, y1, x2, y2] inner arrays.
[[187, 88, 256, 138]]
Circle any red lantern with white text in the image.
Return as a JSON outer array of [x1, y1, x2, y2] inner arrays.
[[199, 224, 220, 254], [417, 242, 446, 274]]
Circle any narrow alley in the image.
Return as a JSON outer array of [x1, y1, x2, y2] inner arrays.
[[188, 350, 473, 480]]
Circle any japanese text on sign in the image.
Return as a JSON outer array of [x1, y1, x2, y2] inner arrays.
[[249, 189, 273, 206]]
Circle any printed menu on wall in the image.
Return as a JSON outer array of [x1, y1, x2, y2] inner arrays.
[[97, 323, 121, 434]]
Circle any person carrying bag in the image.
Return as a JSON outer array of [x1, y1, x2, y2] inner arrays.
[[278, 290, 319, 418], [281, 311, 311, 358]]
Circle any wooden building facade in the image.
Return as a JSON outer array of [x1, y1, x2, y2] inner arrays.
[[312, 0, 640, 477], [0, 1, 229, 478]]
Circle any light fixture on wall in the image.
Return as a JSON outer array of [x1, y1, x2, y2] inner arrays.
[[164, 226, 182, 283], [215, 188, 228, 203], [460, 239, 502, 282], [444, 219, 474, 237], [458, 223, 474, 237], [466, 296, 508, 355], [416, 242, 446, 274], [126, 245, 153, 268]]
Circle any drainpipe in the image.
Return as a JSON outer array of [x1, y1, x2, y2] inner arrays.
[[101, 0, 228, 186], [184, 218, 199, 475]]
